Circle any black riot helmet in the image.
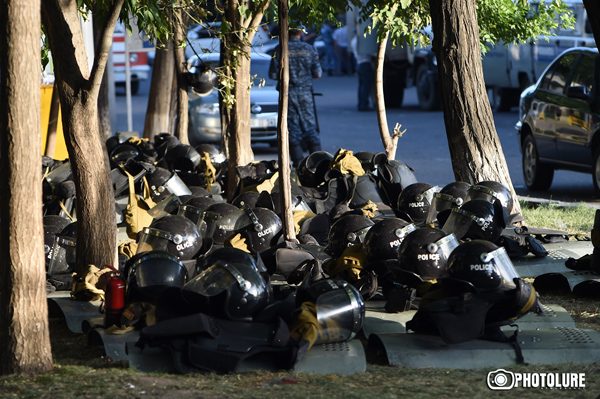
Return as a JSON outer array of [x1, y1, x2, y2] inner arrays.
[[349, 174, 386, 208], [137, 215, 203, 260], [354, 151, 377, 173], [442, 199, 506, 243], [256, 190, 312, 215], [109, 143, 141, 168], [363, 218, 417, 262], [396, 183, 439, 225], [164, 144, 202, 173], [297, 151, 334, 188], [467, 181, 513, 213], [297, 279, 365, 344], [396, 227, 459, 282], [446, 240, 519, 293], [194, 143, 226, 166], [184, 248, 270, 320], [233, 207, 283, 253], [327, 214, 375, 258], [146, 167, 192, 202], [177, 195, 220, 226], [56, 222, 77, 269], [125, 250, 188, 304], [375, 158, 418, 207], [203, 202, 245, 245], [231, 191, 261, 209], [154, 134, 180, 159], [426, 181, 471, 226]]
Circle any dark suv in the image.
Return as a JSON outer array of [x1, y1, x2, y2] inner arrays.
[[516, 47, 600, 194]]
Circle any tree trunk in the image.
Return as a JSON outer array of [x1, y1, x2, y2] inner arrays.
[[429, 0, 521, 216], [42, 0, 122, 274], [0, 0, 53, 375], [174, 12, 189, 145], [583, 0, 600, 48], [374, 35, 399, 160], [143, 43, 175, 139], [276, 0, 296, 242], [94, 16, 111, 140]]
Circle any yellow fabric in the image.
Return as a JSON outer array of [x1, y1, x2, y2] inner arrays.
[[118, 240, 138, 259], [126, 136, 149, 145], [256, 171, 279, 193], [331, 149, 365, 176], [105, 325, 136, 335], [200, 152, 217, 189], [293, 209, 317, 233], [360, 200, 379, 218], [517, 285, 538, 318], [290, 301, 320, 350], [70, 264, 112, 302], [326, 245, 366, 281], [58, 200, 76, 222], [124, 171, 155, 239], [225, 233, 251, 253]]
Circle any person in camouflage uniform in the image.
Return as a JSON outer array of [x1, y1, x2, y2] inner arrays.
[[270, 28, 323, 166]]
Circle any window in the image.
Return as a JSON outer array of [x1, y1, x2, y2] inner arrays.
[[540, 53, 578, 94], [568, 53, 596, 96]]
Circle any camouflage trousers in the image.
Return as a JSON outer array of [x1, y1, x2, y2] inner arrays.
[[288, 88, 321, 166]]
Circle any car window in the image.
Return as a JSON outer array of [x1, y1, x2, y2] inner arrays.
[[541, 53, 578, 95], [569, 53, 596, 96]]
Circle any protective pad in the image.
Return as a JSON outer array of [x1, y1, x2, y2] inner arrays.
[[512, 242, 593, 278], [87, 328, 140, 362], [127, 340, 366, 375], [362, 303, 574, 338], [534, 270, 600, 297], [47, 293, 102, 333], [370, 327, 600, 369]]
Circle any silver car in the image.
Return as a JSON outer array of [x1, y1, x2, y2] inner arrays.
[[187, 52, 279, 147]]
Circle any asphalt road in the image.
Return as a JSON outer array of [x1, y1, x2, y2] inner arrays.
[[113, 74, 600, 206]]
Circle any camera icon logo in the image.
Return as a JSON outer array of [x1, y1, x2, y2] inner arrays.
[[487, 369, 515, 390]]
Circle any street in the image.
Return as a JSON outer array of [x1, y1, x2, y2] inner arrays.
[[113, 74, 600, 205]]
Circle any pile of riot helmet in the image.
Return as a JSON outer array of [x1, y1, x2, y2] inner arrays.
[[41, 133, 561, 372]]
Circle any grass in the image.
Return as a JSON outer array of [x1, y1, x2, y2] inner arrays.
[[0, 203, 599, 398]]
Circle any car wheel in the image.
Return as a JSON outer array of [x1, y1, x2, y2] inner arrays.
[[416, 64, 440, 111], [593, 147, 600, 196], [522, 134, 554, 191]]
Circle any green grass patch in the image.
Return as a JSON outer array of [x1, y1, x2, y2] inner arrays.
[[521, 202, 596, 235]]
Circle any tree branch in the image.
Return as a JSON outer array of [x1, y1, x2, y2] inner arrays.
[[89, 0, 125, 98], [245, 0, 269, 30]]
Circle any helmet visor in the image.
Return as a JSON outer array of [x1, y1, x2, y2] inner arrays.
[[434, 233, 459, 261], [426, 192, 463, 224], [315, 284, 365, 344], [137, 227, 184, 254], [482, 247, 518, 291], [466, 185, 496, 204], [442, 208, 484, 240], [164, 173, 192, 197], [186, 262, 262, 298]]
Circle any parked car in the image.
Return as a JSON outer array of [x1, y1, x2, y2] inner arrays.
[[516, 47, 600, 193], [187, 52, 279, 147], [112, 23, 152, 95]]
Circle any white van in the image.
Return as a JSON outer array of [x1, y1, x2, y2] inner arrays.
[[483, 0, 595, 111]]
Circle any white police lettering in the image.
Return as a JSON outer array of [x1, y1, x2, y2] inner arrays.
[[408, 202, 424, 208], [257, 226, 274, 238], [470, 264, 493, 271], [417, 253, 440, 261], [389, 239, 401, 248], [176, 240, 193, 251]]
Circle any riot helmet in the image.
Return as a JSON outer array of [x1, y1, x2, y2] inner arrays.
[[154, 134, 180, 159], [232, 191, 261, 209], [396, 183, 439, 225], [194, 143, 226, 166], [203, 203, 245, 245], [327, 214, 374, 258], [164, 144, 201, 173], [375, 158, 418, 207], [426, 181, 471, 225], [126, 250, 188, 303], [233, 207, 283, 253], [466, 181, 513, 213], [297, 151, 334, 188], [146, 167, 192, 202], [44, 216, 71, 274], [184, 248, 270, 320], [396, 227, 459, 282], [442, 199, 506, 242], [109, 143, 141, 168], [349, 174, 386, 208], [137, 215, 203, 260], [177, 195, 219, 226], [363, 218, 416, 262], [297, 279, 365, 344]]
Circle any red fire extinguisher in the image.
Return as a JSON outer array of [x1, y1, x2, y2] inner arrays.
[[104, 265, 126, 328]]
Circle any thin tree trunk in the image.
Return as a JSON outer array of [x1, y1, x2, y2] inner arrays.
[[143, 43, 175, 139], [276, 0, 296, 242], [174, 12, 189, 144], [429, 0, 521, 216], [42, 0, 122, 274], [0, 0, 53, 375], [583, 0, 600, 48], [94, 15, 111, 140], [375, 35, 399, 160], [44, 86, 60, 157]]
